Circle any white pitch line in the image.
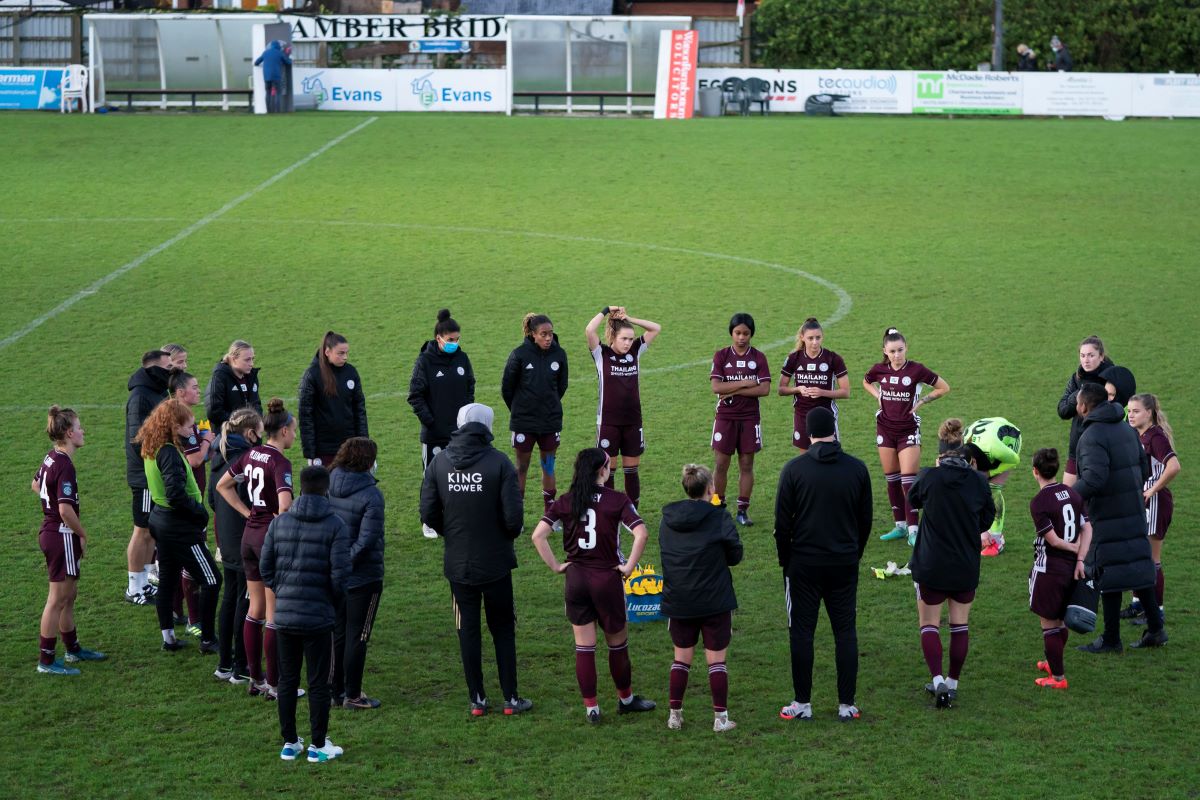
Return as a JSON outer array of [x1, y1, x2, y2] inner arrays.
[[0, 117, 378, 351]]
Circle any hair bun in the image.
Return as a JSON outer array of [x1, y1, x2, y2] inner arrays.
[[437, 308, 451, 322], [48, 404, 61, 416], [805, 317, 819, 325], [887, 327, 900, 335], [267, 397, 285, 414], [938, 418, 964, 442]]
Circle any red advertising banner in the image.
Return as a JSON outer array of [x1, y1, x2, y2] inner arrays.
[[654, 29, 698, 119]]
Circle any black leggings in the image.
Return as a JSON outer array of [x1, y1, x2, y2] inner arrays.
[[155, 537, 221, 641], [786, 562, 859, 705], [332, 582, 383, 700], [277, 627, 333, 748], [218, 566, 249, 671]]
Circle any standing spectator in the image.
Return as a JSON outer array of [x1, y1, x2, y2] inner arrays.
[[1015, 44, 1038, 71], [420, 404, 532, 717], [125, 349, 171, 606], [1057, 336, 1114, 487], [206, 339, 262, 435], [328, 437, 386, 710], [34, 406, 106, 674], [1074, 382, 1167, 652], [1123, 394, 1180, 625], [585, 304, 661, 507], [298, 331, 368, 467], [260, 466, 350, 763], [501, 313, 568, 513], [659, 464, 743, 732], [408, 309, 475, 538], [908, 424, 996, 709], [1049, 36, 1073, 71], [255, 40, 292, 114], [774, 408, 872, 722], [709, 312, 771, 526]]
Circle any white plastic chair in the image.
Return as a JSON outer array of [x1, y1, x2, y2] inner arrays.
[[60, 65, 88, 113]]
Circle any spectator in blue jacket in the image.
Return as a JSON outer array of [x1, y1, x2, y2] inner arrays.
[[254, 40, 292, 113], [261, 466, 350, 763], [327, 437, 386, 710]]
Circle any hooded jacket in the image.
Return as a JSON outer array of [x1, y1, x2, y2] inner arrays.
[[659, 499, 742, 619], [260, 493, 350, 632], [254, 40, 292, 83], [773, 440, 873, 570], [208, 432, 253, 571], [501, 334, 568, 434], [125, 365, 170, 488], [407, 340, 475, 445], [205, 361, 262, 435], [1076, 401, 1154, 592], [298, 355, 368, 459], [419, 422, 524, 585], [327, 467, 385, 590], [1057, 356, 1113, 460], [908, 457, 996, 593], [145, 444, 209, 542]]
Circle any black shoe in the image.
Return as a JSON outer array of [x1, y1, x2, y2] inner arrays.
[[617, 694, 656, 714], [934, 681, 953, 709], [331, 694, 346, 709], [161, 640, 187, 652], [1077, 636, 1123, 654], [1129, 628, 1168, 649], [1119, 603, 1143, 620], [199, 640, 219, 655], [735, 512, 753, 526]]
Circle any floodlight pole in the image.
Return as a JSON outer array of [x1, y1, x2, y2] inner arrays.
[[992, 0, 1004, 71]]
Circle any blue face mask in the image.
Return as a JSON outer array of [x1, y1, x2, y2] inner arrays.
[[442, 341, 459, 354]]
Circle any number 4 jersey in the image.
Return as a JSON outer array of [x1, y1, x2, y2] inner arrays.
[[1030, 482, 1086, 572], [543, 486, 643, 569], [228, 444, 293, 533]]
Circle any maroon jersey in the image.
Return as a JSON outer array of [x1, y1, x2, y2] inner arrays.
[[1140, 426, 1176, 499], [229, 444, 293, 531], [781, 347, 847, 412], [181, 424, 207, 494], [542, 486, 644, 569], [1029, 483, 1087, 571], [35, 449, 79, 535], [592, 336, 648, 427], [864, 359, 939, 430], [710, 346, 770, 421]]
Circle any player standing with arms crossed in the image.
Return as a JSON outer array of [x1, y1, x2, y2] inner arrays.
[[34, 406, 106, 674], [531, 448, 656, 724], [1123, 394, 1180, 626], [864, 328, 950, 546], [779, 317, 850, 453], [502, 313, 568, 513], [585, 305, 661, 508], [710, 313, 770, 526]]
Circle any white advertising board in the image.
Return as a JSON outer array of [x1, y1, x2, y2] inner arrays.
[[808, 69, 912, 114], [1022, 73, 1133, 116], [292, 68, 506, 112], [912, 71, 1021, 114], [697, 69, 806, 112], [1130, 73, 1200, 118]]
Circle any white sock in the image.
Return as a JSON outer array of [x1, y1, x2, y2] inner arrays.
[[161, 629, 176, 644], [128, 572, 141, 594], [945, 678, 958, 690], [144, 563, 156, 574], [620, 694, 634, 705], [138, 570, 150, 589], [714, 710, 728, 720], [908, 525, 919, 535], [585, 703, 599, 713], [932, 674, 944, 686]]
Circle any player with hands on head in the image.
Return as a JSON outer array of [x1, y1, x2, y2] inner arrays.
[[778, 317, 850, 453], [34, 406, 106, 674], [863, 327, 950, 546], [585, 305, 661, 507], [710, 312, 771, 526], [532, 448, 656, 724]]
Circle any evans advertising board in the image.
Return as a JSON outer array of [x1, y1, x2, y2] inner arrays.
[[0, 67, 65, 110], [912, 71, 1022, 114], [293, 67, 505, 112]]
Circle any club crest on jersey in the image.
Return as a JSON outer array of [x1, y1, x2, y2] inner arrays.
[[600, 438, 611, 449], [624, 354, 633, 363], [819, 363, 829, 372], [457, 366, 465, 376], [252, 383, 258, 392], [748, 361, 757, 370], [283, 473, 293, 487], [347, 379, 355, 389], [515, 433, 526, 443], [188, 435, 197, 445], [902, 376, 912, 386], [62, 482, 72, 496], [551, 361, 560, 371]]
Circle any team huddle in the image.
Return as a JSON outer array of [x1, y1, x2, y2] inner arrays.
[[31, 309, 1180, 753]]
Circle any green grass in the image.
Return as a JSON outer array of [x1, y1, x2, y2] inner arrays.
[[0, 112, 1196, 799]]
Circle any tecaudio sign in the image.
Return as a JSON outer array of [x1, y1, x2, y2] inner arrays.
[[284, 15, 506, 42]]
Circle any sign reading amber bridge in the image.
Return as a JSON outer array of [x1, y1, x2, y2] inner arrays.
[[284, 15, 507, 42], [624, 563, 664, 623]]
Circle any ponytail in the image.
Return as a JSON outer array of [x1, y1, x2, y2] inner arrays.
[[317, 331, 348, 397], [46, 405, 78, 443], [522, 313, 552, 339], [569, 448, 609, 521]]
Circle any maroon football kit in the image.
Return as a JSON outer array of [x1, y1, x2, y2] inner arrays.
[[864, 359, 939, 451], [780, 347, 847, 448], [35, 449, 82, 582], [181, 424, 208, 495], [1140, 426, 1175, 539], [1028, 482, 1087, 619], [228, 444, 293, 582], [592, 336, 649, 457], [710, 345, 770, 455]]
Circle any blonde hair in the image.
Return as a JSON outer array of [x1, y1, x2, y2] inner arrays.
[[938, 418, 964, 448], [161, 343, 186, 357], [681, 463, 714, 499], [220, 407, 263, 461], [1130, 393, 1173, 448], [221, 339, 253, 365], [791, 317, 822, 353], [46, 405, 79, 443]]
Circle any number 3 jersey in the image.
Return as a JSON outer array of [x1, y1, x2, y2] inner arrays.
[[542, 486, 644, 569], [228, 444, 293, 533], [1029, 482, 1086, 572]]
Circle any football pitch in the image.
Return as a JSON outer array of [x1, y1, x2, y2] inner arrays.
[[1, 111, 1196, 798]]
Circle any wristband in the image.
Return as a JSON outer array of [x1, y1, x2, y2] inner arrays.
[[601, 306, 611, 316]]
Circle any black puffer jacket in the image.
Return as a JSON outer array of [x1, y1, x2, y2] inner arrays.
[[407, 340, 475, 445], [908, 457, 996, 593], [773, 440, 873, 570], [659, 499, 742, 619], [260, 493, 351, 632], [205, 361, 262, 434], [419, 422, 524, 585], [501, 335, 568, 434], [208, 433, 254, 571], [1076, 401, 1154, 592], [1057, 357, 1114, 461], [327, 468, 385, 590], [125, 365, 170, 488], [298, 356, 368, 459]]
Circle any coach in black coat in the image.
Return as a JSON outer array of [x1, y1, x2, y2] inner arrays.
[[774, 409, 873, 712], [908, 453, 995, 594], [1074, 383, 1165, 651], [660, 497, 743, 620]]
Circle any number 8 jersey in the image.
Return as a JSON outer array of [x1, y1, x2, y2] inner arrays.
[[1030, 482, 1086, 572], [543, 486, 644, 569], [228, 443, 293, 533]]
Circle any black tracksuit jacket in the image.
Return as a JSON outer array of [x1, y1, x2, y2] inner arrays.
[[205, 361, 262, 434], [773, 441, 873, 571], [407, 340, 475, 445], [659, 500, 743, 619], [297, 356, 368, 459], [208, 433, 253, 571], [907, 457, 996, 593], [501, 335, 568, 434], [125, 365, 170, 488]]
